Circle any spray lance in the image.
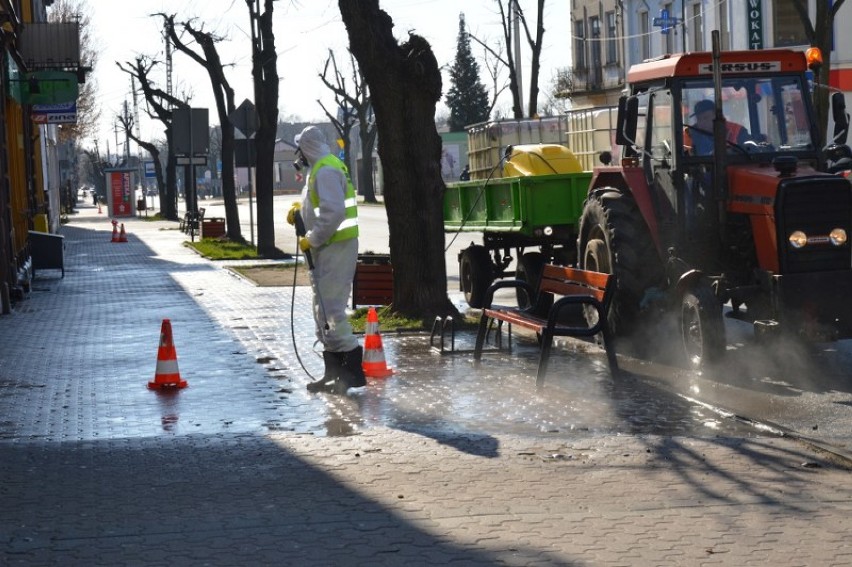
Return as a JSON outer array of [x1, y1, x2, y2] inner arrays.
[[293, 209, 314, 270], [292, 209, 329, 333]]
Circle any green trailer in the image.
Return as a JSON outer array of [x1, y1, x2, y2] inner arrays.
[[443, 171, 593, 308]]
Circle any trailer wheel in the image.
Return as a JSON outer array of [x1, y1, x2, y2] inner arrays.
[[460, 245, 492, 308], [577, 189, 665, 336], [515, 252, 553, 315], [681, 284, 726, 368]]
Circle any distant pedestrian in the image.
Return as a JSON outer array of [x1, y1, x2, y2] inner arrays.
[[460, 164, 470, 181], [92, 192, 98, 206]]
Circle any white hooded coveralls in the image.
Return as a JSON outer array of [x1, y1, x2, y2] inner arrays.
[[295, 126, 360, 353]]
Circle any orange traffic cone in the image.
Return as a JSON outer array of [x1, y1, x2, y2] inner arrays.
[[148, 319, 188, 390], [118, 223, 128, 242], [362, 307, 393, 378], [110, 220, 119, 242]]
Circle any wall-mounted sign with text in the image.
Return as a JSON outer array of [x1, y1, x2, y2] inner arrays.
[[31, 102, 77, 124]]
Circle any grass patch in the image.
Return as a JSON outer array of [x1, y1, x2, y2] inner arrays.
[[185, 239, 260, 260], [140, 212, 168, 222]]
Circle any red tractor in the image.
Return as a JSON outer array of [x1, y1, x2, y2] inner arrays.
[[577, 42, 852, 367]]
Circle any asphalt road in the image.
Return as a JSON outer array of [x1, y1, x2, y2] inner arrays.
[[192, 193, 474, 281]]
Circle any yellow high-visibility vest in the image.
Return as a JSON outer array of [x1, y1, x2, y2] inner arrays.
[[308, 154, 359, 244]]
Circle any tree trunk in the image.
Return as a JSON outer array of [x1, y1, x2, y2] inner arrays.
[[339, 0, 458, 319], [167, 16, 243, 242], [250, 0, 281, 258], [357, 114, 377, 203], [163, 128, 178, 221], [526, 0, 545, 117], [220, 125, 242, 241]]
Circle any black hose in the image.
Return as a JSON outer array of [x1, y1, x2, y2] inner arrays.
[[444, 153, 510, 252]]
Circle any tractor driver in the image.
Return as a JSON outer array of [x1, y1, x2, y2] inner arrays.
[[684, 99, 751, 156]]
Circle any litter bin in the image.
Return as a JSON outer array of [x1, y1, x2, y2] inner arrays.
[[352, 254, 393, 309], [201, 217, 226, 238]]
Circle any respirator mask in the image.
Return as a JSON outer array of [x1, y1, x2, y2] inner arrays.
[[293, 148, 309, 172]]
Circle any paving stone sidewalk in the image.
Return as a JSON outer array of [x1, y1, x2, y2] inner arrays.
[[0, 206, 850, 566]]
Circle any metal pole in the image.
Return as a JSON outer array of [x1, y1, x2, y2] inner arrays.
[[248, 0, 259, 248], [189, 111, 197, 242], [248, 159, 255, 247]]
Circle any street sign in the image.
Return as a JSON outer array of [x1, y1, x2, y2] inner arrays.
[[235, 138, 256, 168], [144, 161, 156, 178], [14, 71, 79, 105], [173, 107, 209, 155], [652, 9, 679, 35], [230, 99, 258, 138], [176, 156, 208, 165]]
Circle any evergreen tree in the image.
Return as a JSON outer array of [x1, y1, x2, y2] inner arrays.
[[446, 13, 490, 132]]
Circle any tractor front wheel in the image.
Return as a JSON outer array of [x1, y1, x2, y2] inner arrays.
[[681, 283, 726, 368]]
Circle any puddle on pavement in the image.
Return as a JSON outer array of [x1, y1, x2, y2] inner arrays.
[[290, 334, 762, 439], [0, 333, 763, 442]]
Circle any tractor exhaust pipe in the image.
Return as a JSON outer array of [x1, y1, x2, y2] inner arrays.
[[711, 30, 728, 202], [711, 30, 729, 244]]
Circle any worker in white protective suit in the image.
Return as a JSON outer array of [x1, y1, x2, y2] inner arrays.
[[287, 125, 366, 395]]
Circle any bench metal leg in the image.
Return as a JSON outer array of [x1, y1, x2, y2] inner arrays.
[[535, 329, 554, 389], [473, 314, 490, 361]]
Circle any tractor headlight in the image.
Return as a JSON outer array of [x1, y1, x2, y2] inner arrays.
[[830, 228, 847, 246], [789, 230, 808, 249]]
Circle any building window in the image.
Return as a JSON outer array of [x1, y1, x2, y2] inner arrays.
[[717, 0, 730, 50], [663, 3, 674, 54], [606, 11, 617, 64], [774, 3, 808, 47], [574, 19, 586, 69], [640, 11, 651, 60], [690, 3, 704, 51], [590, 16, 602, 88]]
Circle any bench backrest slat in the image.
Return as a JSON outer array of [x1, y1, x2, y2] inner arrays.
[[541, 264, 610, 288], [538, 264, 612, 304], [539, 280, 606, 302]]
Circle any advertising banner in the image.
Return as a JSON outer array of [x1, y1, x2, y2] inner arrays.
[[108, 170, 134, 217]]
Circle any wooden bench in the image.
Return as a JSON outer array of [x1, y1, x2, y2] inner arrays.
[[180, 207, 205, 234], [473, 264, 618, 388], [352, 258, 393, 309]]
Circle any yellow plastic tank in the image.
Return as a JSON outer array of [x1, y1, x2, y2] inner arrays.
[[503, 144, 583, 177]]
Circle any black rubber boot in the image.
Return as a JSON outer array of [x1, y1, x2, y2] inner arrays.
[[307, 351, 344, 393], [339, 346, 367, 388]]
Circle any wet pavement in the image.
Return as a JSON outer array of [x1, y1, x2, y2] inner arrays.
[[0, 204, 759, 443], [2, 203, 852, 565]]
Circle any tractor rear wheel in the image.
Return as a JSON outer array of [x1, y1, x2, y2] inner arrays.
[[577, 189, 665, 336]]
